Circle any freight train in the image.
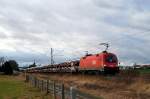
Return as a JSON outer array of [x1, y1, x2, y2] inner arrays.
[[26, 50, 119, 74]]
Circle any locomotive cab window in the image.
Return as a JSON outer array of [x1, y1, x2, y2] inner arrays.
[[105, 55, 117, 63]]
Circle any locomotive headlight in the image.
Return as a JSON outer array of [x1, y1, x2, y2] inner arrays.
[[104, 64, 106, 67]]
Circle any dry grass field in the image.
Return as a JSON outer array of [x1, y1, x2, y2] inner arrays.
[[31, 70, 150, 99]]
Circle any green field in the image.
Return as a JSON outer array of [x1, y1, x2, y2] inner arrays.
[[0, 75, 51, 99], [138, 68, 150, 74]]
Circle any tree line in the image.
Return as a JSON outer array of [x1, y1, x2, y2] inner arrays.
[[0, 57, 19, 75]]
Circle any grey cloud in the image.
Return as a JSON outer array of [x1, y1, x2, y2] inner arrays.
[[0, 32, 7, 38], [0, 0, 150, 65]]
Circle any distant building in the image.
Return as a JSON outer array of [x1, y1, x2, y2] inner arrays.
[[119, 66, 134, 70], [134, 64, 150, 69]]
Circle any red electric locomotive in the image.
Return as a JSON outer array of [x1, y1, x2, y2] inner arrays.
[[79, 43, 119, 74], [79, 51, 119, 74]]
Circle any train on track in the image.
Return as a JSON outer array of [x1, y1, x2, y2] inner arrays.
[[26, 44, 119, 74]]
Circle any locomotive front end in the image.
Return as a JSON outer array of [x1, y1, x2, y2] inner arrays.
[[103, 53, 119, 74]]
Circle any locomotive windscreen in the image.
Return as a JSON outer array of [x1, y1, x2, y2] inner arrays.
[[105, 55, 117, 63]]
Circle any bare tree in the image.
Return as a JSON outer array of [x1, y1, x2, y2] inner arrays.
[[0, 57, 5, 67]]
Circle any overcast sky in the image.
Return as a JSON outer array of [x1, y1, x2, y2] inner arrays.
[[0, 0, 150, 66]]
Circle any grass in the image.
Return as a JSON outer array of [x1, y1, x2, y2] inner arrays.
[[36, 72, 150, 99], [137, 68, 150, 74], [0, 75, 52, 99]]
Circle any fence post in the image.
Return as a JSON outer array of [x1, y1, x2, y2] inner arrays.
[[32, 76, 34, 85], [36, 79, 38, 88], [39, 80, 40, 90], [32, 76, 34, 86], [30, 76, 32, 85], [53, 81, 56, 99], [70, 87, 76, 99], [41, 80, 43, 91], [46, 80, 49, 94], [25, 75, 29, 82], [43, 81, 45, 91], [38, 79, 39, 89], [34, 77, 37, 87], [61, 83, 65, 99], [28, 75, 30, 85]]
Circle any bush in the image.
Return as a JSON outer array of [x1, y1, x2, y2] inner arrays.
[[2, 61, 13, 75], [8, 60, 19, 71]]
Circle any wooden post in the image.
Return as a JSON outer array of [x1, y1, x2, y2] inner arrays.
[[46, 80, 49, 94], [30, 77, 31, 85], [28, 75, 29, 83], [25, 75, 29, 82], [37, 79, 38, 88], [43, 81, 46, 91], [38, 79, 39, 89], [39, 80, 41, 90], [61, 83, 65, 99], [24, 71, 26, 78], [70, 87, 76, 99], [33, 77, 34, 86], [41, 80, 43, 91], [53, 81, 56, 99], [31, 76, 33, 85], [28, 75, 30, 85], [34, 77, 36, 87]]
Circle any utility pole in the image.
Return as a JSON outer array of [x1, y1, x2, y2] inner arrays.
[[50, 48, 54, 65]]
